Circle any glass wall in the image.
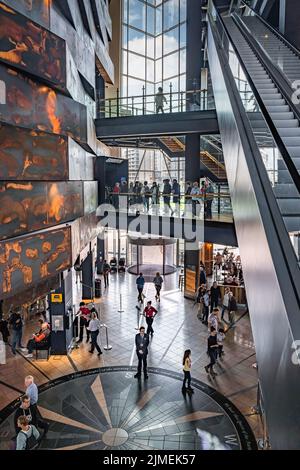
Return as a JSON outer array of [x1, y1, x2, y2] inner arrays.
[[122, 0, 187, 108]]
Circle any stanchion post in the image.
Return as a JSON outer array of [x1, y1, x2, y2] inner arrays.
[[118, 293, 124, 313], [102, 323, 112, 350]]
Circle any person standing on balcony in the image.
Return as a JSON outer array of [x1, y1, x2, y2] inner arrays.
[[142, 181, 151, 211], [191, 181, 200, 217], [120, 180, 128, 211], [151, 182, 159, 212], [206, 182, 214, 219], [172, 179, 180, 215], [155, 87, 167, 113], [112, 182, 120, 209], [163, 179, 174, 215]]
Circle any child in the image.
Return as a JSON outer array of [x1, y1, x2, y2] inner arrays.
[[217, 327, 226, 359]]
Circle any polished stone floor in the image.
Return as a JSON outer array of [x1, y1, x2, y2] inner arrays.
[[0, 367, 257, 450], [0, 271, 262, 449]]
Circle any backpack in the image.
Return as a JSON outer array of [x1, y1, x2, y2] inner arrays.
[[20, 428, 39, 450]]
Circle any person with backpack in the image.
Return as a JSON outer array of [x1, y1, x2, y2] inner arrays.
[[16, 415, 40, 450]]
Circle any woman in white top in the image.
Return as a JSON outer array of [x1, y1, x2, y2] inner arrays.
[[87, 312, 102, 356]]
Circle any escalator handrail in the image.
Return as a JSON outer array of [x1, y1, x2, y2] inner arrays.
[[214, 10, 300, 195], [240, 0, 300, 60]]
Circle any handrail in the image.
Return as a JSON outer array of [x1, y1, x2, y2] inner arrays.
[[216, 8, 300, 195], [240, 0, 300, 59], [99, 88, 208, 104], [106, 191, 232, 200]]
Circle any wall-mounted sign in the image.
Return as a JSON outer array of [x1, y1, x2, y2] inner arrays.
[[51, 293, 63, 303]]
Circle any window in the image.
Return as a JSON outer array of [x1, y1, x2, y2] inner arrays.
[[129, 0, 146, 30], [163, 0, 179, 31], [128, 27, 146, 55], [163, 27, 179, 55]]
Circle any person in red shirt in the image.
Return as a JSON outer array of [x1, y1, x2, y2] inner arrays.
[[76, 302, 91, 343], [143, 301, 158, 336]]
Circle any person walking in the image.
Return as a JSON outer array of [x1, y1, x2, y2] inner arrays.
[[155, 87, 167, 113], [87, 312, 102, 356], [153, 272, 163, 301], [143, 301, 158, 336], [202, 289, 210, 325], [228, 291, 237, 327], [204, 327, 219, 376], [182, 349, 194, 393], [16, 416, 40, 450], [195, 284, 205, 319], [103, 260, 110, 288], [24, 376, 38, 410], [199, 265, 206, 286], [136, 273, 145, 303], [208, 307, 219, 332], [9, 310, 26, 355], [217, 327, 226, 359], [221, 287, 230, 321], [76, 302, 91, 343], [210, 281, 221, 312], [134, 326, 149, 380]]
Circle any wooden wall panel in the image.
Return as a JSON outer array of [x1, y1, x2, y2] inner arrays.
[[0, 226, 71, 298]]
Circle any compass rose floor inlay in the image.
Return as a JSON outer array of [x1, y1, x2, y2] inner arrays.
[[0, 366, 257, 450]]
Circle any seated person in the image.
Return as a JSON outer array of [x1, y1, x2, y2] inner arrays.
[[24, 322, 50, 358]]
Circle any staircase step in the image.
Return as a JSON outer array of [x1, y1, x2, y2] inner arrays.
[[261, 93, 282, 100], [277, 128, 300, 137], [266, 105, 290, 112], [273, 183, 300, 197], [269, 112, 294, 120], [274, 120, 299, 128]]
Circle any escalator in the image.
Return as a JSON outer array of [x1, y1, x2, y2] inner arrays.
[[207, 1, 300, 449]]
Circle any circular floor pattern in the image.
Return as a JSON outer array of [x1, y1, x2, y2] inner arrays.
[[0, 366, 257, 450]]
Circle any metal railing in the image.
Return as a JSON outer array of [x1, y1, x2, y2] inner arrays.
[[98, 87, 215, 118], [104, 190, 233, 222]]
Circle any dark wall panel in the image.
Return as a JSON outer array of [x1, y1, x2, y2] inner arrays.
[[1, 0, 50, 29], [0, 226, 71, 299], [0, 181, 84, 240], [0, 1, 66, 91], [71, 213, 98, 264], [0, 65, 87, 143], [0, 123, 68, 180]]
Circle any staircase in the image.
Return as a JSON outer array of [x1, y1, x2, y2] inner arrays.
[[158, 137, 227, 180], [224, 17, 300, 232]]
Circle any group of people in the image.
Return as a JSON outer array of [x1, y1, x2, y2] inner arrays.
[[214, 248, 244, 286], [13, 375, 49, 450], [108, 179, 181, 216], [2, 310, 51, 359], [196, 281, 238, 326], [75, 302, 102, 356], [136, 272, 163, 303], [107, 178, 216, 219]]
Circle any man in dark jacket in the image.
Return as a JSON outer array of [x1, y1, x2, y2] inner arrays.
[[134, 326, 149, 379], [172, 179, 180, 215], [199, 266, 206, 286], [163, 179, 174, 215], [210, 281, 221, 312], [14, 395, 48, 436], [136, 273, 145, 302], [9, 311, 26, 355]]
